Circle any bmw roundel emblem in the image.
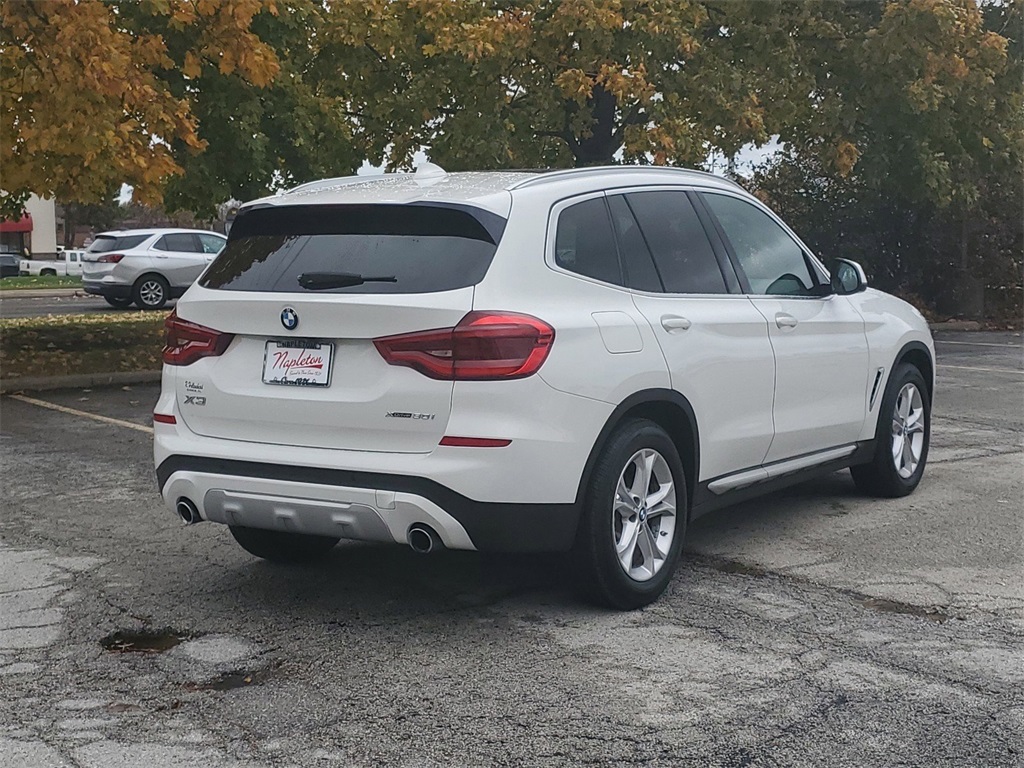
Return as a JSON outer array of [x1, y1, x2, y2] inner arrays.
[[280, 307, 299, 330]]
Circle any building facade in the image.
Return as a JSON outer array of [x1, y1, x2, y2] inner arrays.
[[0, 195, 58, 258]]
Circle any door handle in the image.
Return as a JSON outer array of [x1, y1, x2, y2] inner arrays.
[[775, 313, 798, 329], [660, 315, 691, 332]]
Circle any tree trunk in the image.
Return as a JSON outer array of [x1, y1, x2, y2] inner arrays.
[[953, 211, 985, 319], [572, 84, 620, 167]]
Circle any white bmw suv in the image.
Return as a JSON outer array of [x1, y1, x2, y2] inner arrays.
[[153, 165, 934, 609]]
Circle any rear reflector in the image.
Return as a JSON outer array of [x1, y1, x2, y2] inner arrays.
[[374, 311, 554, 380], [97, 253, 125, 263], [439, 436, 512, 448], [162, 310, 234, 366], [153, 413, 177, 424]]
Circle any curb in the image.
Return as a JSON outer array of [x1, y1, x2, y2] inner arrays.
[[928, 321, 988, 332], [0, 288, 88, 298], [0, 370, 161, 394]]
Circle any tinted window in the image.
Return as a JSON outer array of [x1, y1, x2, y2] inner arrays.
[[87, 235, 148, 253], [607, 195, 662, 292], [156, 233, 200, 252], [201, 204, 503, 294], [624, 191, 726, 294], [555, 198, 622, 286], [198, 234, 226, 254], [702, 194, 816, 296]]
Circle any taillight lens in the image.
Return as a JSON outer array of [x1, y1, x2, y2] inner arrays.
[[374, 311, 555, 380], [97, 253, 124, 263], [162, 310, 234, 366]]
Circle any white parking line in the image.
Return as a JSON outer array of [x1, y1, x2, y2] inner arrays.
[[935, 340, 1022, 349], [6, 394, 154, 434], [937, 364, 1024, 375]]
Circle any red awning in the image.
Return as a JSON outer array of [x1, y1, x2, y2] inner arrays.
[[0, 214, 32, 233]]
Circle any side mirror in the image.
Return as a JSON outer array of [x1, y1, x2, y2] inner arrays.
[[830, 259, 867, 295]]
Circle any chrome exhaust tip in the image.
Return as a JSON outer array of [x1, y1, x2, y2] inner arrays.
[[176, 498, 201, 525], [408, 524, 443, 554]]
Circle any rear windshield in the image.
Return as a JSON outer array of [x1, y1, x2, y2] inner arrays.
[[200, 204, 505, 294], [87, 234, 149, 253]]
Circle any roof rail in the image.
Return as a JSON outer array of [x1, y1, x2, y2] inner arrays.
[[508, 165, 746, 192]]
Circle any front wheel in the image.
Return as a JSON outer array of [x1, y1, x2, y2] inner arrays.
[[573, 418, 687, 610], [851, 363, 930, 497], [132, 274, 170, 309], [229, 526, 340, 564]]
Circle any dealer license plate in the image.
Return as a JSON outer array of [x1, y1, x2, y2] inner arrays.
[[262, 340, 333, 387]]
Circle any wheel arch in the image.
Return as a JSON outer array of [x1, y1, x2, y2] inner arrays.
[[133, 271, 169, 289], [893, 341, 934, 400], [575, 389, 700, 515]]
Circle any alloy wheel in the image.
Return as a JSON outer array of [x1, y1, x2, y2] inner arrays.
[[612, 448, 677, 582], [139, 280, 165, 307], [891, 382, 925, 479]]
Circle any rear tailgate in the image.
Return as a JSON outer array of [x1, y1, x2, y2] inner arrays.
[[170, 202, 506, 454], [174, 289, 472, 453]]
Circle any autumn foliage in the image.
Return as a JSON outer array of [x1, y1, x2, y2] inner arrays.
[[0, 0, 1020, 317], [1, 0, 280, 218]]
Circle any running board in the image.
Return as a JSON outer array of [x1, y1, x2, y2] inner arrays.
[[707, 445, 859, 496]]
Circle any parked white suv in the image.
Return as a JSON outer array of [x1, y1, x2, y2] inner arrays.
[[153, 165, 934, 608], [82, 229, 226, 309]]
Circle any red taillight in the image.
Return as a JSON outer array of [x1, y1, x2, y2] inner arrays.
[[374, 311, 554, 380], [153, 413, 177, 424], [162, 310, 234, 366], [440, 436, 512, 448], [97, 253, 124, 263]]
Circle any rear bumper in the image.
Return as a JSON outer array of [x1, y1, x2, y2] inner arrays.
[[83, 280, 131, 300], [157, 455, 580, 553]]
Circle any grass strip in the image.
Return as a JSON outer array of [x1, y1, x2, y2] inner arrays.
[[0, 312, 166, 380], [0, 275, 83, 291]]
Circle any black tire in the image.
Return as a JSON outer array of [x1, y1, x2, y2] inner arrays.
[[132, 274, 170, 309], [229, 526, 340, 564], [104, 296, 133, 309], [573, 418, 688, 610], [851, 362, 930, 498], [41, 269, 57, 276]]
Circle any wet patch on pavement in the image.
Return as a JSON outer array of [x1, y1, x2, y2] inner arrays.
[[100, 628, 194, 654], [858, 596, 950, 623]]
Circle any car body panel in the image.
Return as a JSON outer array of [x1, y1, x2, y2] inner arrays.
[[750, 294, 871, 462]]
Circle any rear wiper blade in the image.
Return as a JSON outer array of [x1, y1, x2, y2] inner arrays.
[[297, 272, 398, 290]]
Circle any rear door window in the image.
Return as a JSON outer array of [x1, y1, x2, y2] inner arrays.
[[200, 204, 504, 294], [606, 195, 662, 292], [155, 233, 201, 252], [624, 191, 728, 294]]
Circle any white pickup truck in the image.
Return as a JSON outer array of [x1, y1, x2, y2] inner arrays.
[[19, 250, 86, 277]]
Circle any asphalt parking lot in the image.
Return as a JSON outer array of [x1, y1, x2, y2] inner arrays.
[[1, 331, 1021, 767]]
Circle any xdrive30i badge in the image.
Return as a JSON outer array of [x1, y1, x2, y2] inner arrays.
[[386, 411, 436, 420]]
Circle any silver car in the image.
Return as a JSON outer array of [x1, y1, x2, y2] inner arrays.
[[82, 229, 227, 309]]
